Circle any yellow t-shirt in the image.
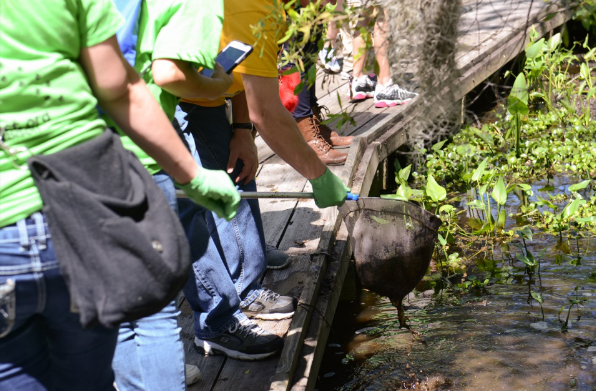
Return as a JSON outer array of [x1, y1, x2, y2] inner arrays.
[[182, 0, 285, 107]]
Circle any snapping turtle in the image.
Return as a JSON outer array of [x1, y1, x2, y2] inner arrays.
[[339, 198, 441, 327]]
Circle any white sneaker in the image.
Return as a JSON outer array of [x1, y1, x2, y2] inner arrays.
[[185, 364, 201, 386], [373, 82, 418, 108], [349, 75, 376, 101], [318, 48, 342, 73]]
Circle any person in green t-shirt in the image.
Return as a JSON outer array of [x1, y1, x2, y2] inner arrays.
[[108, 1, 235, 390], [0, 0, 239, 389]]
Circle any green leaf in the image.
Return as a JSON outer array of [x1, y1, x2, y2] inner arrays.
[[438, 233, 447, 246], [536, 195, 557, 211], [554, 240, 571, 255], [576, 216, 596, 223], [518, 226, 533, 241], [431, 139, 448, 152], [507, 96, 529, 116], [525, 38, 545, 59], [510, 73, 529, 106], [496, 209, 507, 230], [478, 183, 489, 196], [531, 291, 544, 304], [395, 184, 412, 201], [517, 184, 534, 197], [398, 165, 411, 183], [563, 199, 586, 218], [472, 158, 489, 182], [456, 144, 475, 156], [547, 33, 562, 51], [467, 218, 483, 230], [439, 204, 455, 214], [491, 177, 507, 206], [467, 199, 485, 209], [568, 179, 591, 192], [426, 175, 446, 202]]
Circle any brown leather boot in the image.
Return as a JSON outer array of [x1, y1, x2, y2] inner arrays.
[[312, 106, 354, 148], [296, 116, 348, 165]]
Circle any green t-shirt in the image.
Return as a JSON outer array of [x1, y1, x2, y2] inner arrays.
[[115, 0, 224, 172], [0, 0, 123, 228]]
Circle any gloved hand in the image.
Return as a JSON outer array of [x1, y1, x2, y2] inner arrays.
[[309, 168, 350, 208], [176, 167, 241, 221]]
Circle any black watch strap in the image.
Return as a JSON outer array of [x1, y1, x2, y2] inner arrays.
[[231, 122, 254, 131]]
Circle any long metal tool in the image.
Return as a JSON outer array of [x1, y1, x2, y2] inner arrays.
[[175, 190, 360, 200]]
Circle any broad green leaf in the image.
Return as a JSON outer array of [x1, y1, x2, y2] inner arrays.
[[491, 177, 507, 206], [536, 195, 557, 211], [467, 218, 483, 230], [470, 127, 494, 146], [439, 205, 455, 214], [563, 199, 586, 218], [525, 38, 545, 59], [531, 291, 544, 304], [479, 183, 489, 195], [554, 240, 571, 254], [456, 144, 475, 156], [497, 209, 507, 230], [510, 73, 529, 105], [438, 233, 447, 246], [396, 184, 412, 201], [576, 216, 596, 223], [426, 175, 446, 202], [472, 158, 489, 182], [432, 139, 448, 152], [547, 33, 561, 51], [519, 226, 533, 241], [568, 179, 591, 192], [507, 96, 529, 115], [398, 165, 412, 183]]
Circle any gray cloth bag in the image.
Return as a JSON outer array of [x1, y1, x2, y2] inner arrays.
[[28, 130, 191, 329]]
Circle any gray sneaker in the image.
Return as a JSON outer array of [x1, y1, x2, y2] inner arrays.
[[374, 82, 418, 108], [242, 289, 295, 320], [266, 244, 291, 270], [195, 318, 283, 361]]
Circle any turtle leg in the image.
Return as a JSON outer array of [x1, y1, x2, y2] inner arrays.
[[391, 298, 410, 329]]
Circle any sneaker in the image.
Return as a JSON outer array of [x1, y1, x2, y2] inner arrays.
[[374, 82, 418, 108], [349, 75, 376, 101], [319, 47, 342, 73], [185, 364, 201, 386], [242, 289, 295, 320], [266, 245, 292, 270], [195, 318, 283, 361]]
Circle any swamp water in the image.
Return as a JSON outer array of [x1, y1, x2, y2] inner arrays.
[[317, 176, 596, 390]]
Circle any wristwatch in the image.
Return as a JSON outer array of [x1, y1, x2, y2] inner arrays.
[[231, 122, 255, 131]]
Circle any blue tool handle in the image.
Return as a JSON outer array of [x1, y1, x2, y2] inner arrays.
[[346, 192, 359, 201]]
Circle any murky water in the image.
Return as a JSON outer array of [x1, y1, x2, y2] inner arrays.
[[317, 178, 596, 390]]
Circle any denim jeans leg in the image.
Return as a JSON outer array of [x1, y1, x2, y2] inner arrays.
[[113, 173, 185, 391], [0, 213, 118, 390], [176, 103, 267, 338]]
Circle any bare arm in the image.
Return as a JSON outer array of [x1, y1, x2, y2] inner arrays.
[[152, 59, 232, 100], [228, 92, 258, 184], [241, 74, 326, 180], [79, 36, 198, 184]]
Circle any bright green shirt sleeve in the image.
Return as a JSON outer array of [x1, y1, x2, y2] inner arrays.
[[152, 0, 223, 69], [78, 0, 125, 47]]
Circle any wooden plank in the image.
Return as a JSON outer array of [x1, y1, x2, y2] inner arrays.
[[178, 299, 226, 391], [291, 223, 351, 391], [256, 164, 308, 246]]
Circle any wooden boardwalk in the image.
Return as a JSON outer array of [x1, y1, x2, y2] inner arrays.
[[179, 1, 571, 390]]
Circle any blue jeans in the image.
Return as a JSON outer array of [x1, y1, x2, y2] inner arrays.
[[175, 103, 266, 339], [0, 213, 118, 390], [112, 172, 186, 391]]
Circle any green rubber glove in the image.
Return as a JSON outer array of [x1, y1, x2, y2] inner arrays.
[[176, 168, 241, 221], [309, 168, 350, 208]]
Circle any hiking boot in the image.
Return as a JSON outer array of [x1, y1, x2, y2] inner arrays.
[[312, 105, 353, 148], [266, 244, 292, 270], [242, 288, 296, 320], [374, 82, 418, 108], [349, 75, 376, 101], [318, 48, 342, 73], [297, 116, 348, 165], [195, 318, 283, 361], [185, 364, 201, 386]]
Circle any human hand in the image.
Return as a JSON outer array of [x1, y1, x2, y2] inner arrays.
[[227, 129, 258, 185], [309, 168, 350, 208], [176, 167, 241, 221], [207, 63, 233, 98]]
